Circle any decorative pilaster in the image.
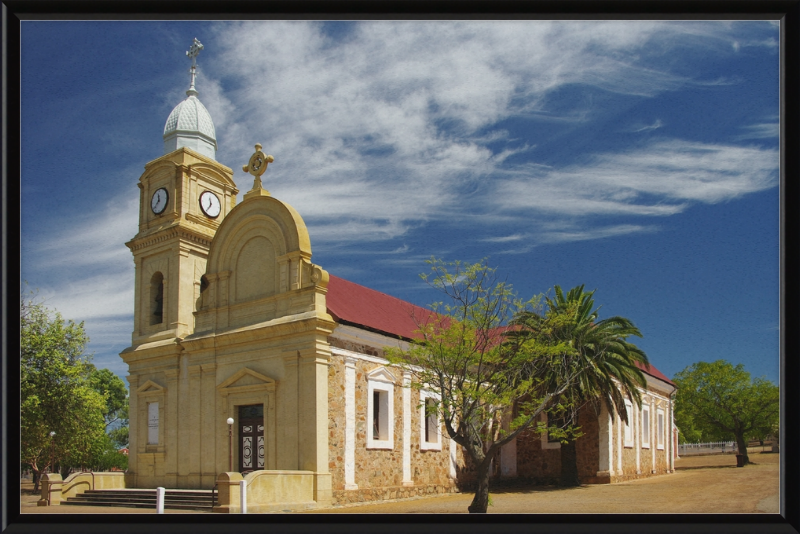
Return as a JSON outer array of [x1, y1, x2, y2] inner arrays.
[[164, 368, 180, 487], [402, 371, 413, 487], [344, 356, 358, 490], [616, 410, 623, 477], [596, 403, 613, 478], [200, 363, 217, 486], [126, 375, 140, 486], [449, 428, 458, 481], [651, 399, 657, 474], [635, 401, 641, 474]]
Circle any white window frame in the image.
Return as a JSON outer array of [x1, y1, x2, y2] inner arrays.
[[623, 399, 634, 448], [367, 369, 395, 450], [641, 404, 651, 449], [147, 401, 159, 445], [419, 390, 442, 451], [656, 408, 665, 450]]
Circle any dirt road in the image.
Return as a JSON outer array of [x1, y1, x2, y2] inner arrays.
[[302, 451, 780, 514], [19, 451, 779, 515]]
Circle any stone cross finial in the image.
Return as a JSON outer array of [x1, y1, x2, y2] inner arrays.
[[243, 143, 275, 196], [185, 38, 204, 97]]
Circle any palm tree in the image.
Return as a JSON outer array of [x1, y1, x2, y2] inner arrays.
[[512, 285, 649, 487]]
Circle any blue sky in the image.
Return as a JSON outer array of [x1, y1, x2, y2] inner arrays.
[[20, 20, 780, 385]]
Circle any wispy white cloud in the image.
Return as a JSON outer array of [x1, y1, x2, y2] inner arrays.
[[24, 193, 138, 272], [196, 21, 776, 247], [632, 119, 663, 132], [491, 139, 777, 217], [735, 122, 779, 140], [481, 234, 527, 243]]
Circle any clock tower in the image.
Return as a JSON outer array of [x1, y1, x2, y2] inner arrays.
[[124, 38, 238, 346]]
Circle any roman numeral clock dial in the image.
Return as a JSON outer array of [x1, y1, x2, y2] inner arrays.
[[199, 191, 221, 218]]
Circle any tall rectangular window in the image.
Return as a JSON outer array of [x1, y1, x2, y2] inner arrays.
[[367, 369, 395, 450], [373, 391, 382, 439], [657, 409, 665, 449], [148, 402, 159, 445], [420, 391, 442, 451], [623, 400, 634, 448], [641, 405, 651, 449]]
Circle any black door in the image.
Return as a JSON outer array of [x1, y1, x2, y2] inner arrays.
[[238, 404, 264, 472]]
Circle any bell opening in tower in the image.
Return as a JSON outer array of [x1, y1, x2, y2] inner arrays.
[[150, 272, 164, 325]]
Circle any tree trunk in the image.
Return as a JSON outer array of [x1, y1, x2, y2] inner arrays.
[[60, 464, 71, 479], [735, 434, 750, 465], [468, 460, 492, 513], [32, 469, 41, 493], [559, 439, 580, 487]]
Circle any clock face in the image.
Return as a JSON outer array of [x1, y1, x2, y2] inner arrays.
[[199, 191, 221, 218], [151, 188, 169, 215]]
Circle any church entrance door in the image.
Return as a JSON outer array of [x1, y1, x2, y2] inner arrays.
[[238, 404, 264, 472]]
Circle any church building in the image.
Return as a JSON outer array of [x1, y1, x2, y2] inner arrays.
[[119, 39, 676, 512]]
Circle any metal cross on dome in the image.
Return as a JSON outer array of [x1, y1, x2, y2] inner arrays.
[[185, 38, 204, 96]]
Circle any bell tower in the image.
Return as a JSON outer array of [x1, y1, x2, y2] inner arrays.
[[125, 38, 238, 346]]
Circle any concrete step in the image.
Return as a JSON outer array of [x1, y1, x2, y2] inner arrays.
[[63, 489, 216, 510]]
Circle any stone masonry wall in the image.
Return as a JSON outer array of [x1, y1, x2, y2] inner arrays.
[[327, 351, 458, 505]]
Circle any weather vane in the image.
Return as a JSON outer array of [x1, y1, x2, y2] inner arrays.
[[243, 144, 275, 193], [186, 38, 204, 97]]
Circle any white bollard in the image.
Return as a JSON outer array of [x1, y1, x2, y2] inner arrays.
[[156, 487, 165, 514], [239, 480, 247, 514]]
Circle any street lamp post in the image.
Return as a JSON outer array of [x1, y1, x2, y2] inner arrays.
[[47, 431, 56, 506], [226, 417, 234, 472], [49, 431, 56, 474]]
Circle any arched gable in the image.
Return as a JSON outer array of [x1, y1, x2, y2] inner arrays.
[[193, 193, 330, 335]]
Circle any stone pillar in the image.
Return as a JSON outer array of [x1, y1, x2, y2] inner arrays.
[[127, 375, 139, 487], [296, 341, 331, 506], [200, 363, 217, 487], [211, 472, 243, 514], [669, 397, 676, 471], [615, 409, 623, 478], [402, 371, 413, 486], [651, 400, 657, 474], [165, 368, 180, 488], [282, 354, 300, 470], [171, 245, 193, 338], [37, 473, 63, 506], [449, 433, 458, 481], [187, 364, 202, 487], [635, 401, 641, 475], [132, 257, 142, 338], [344, 356, 358, 490]]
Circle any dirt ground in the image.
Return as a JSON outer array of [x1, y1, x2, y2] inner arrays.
[[19, 449, 779, 515]]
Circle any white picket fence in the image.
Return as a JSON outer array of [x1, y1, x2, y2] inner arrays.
[[678, 441, 738, 456]]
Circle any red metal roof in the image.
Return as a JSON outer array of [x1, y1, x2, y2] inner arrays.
[[635, 361, 676, 388], [326, 274, 674, 388], [326, 275, 435, 340]]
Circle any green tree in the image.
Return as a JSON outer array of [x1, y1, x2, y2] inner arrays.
[[87, 367, 130, 451], [108, 402, 130, 449], [387, 259, 586, 514], [673, 360, 779, 465], [87, 368, 129, 430], [511, 285, 648, 486], [20, 293, 107, 490]]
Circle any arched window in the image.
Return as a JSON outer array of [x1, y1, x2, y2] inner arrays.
[[150, 272, 164, 325]]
